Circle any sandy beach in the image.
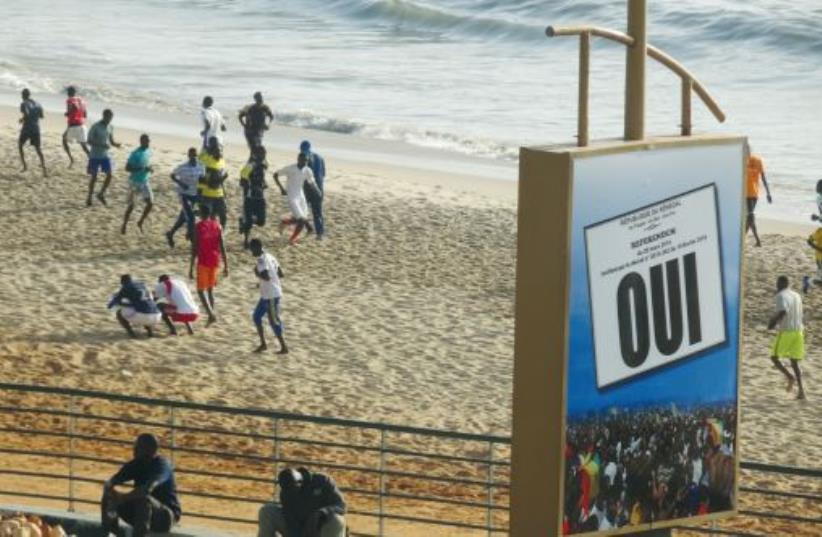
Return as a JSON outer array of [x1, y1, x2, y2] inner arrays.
[[0, 104, 819, 534]]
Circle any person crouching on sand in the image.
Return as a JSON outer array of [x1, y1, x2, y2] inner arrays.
[[768, 276, 806, 400], [273, 152, 314, 245], [154, 275, 199, 335], [108, 275, 162, 338]]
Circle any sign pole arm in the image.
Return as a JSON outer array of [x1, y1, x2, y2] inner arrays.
[[578, 32, 591, 147], [624, 0, 647, 141]]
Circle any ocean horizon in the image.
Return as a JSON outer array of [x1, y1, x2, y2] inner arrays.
[[3, 0, 821, 221]]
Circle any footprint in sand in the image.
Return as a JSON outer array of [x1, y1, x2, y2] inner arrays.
[[82, 349, 100, 366]]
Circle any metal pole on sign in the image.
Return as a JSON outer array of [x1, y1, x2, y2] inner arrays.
[[624, 0, 647, 140]]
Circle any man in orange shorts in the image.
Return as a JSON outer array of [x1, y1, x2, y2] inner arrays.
[[746, 148, 772, 247], [189, 204, 228, 325]]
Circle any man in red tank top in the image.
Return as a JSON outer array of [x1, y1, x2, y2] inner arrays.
[[62, 86, 89, 167], [189, 204, 229, 325]]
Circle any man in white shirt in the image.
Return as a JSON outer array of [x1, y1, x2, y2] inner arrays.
[[166, 148, 205, 248], [249, 239, 288, 354], [273, 152, 315, 245], [200, 96, 226, 148], [154, 275, 200, 335], [767, 275, 806, 400]]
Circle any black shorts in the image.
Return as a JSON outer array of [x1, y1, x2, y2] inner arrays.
[[746, 197, 757, 214], [19, 127, 41, 147], [244, 129, 264, 148], [242, 197, 267, 232]]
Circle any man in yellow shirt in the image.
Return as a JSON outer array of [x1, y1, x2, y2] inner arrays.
[[804, 226, 822, 293], [198, 137, 228, 229], [745, 151, 772, 247]]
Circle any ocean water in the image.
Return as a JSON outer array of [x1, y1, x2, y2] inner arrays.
[[2, 0, 821, 220]]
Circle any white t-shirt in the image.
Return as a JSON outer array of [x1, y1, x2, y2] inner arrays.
[[154, 278, 199, 315], [603, 461, 617, 487], [256, 252, 282, 299], [775, 288, 803, 331], [172, 161, 205, 197], [200, 107, 225, 144], [277, 164, 313, 219]]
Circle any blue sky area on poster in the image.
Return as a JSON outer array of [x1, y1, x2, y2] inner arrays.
[[566, 143, 744, 418]]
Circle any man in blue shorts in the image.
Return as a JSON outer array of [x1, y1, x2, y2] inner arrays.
[[87, 109, 122, 207], [18, 88, 47, 177], [249, 239, 288, 354], [122, 134, 154, 234]]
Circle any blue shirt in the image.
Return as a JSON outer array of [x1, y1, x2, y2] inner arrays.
[[127, 147, 152, 185], [110, 456, 181, 518], [108, 281, 159, 314], [306, 152, 326, 193]]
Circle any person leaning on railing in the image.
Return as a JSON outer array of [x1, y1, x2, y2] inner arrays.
[[258, 467, 347, 537], [101, 433, 181, 537]]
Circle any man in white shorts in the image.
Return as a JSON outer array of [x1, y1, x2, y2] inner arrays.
[[273, 153, 315, 245], [154, 274, 199, 335], [62, 86, 89, 167], [107, 275, 162, 338], [122, 134, 154, 234]]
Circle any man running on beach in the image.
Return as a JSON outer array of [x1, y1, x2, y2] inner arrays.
[[273, 153, 315, 245], [745, 149, 772, 247], [238, 92, 274, 150], [200, 96, 226, 148], [122, 134, 154, 234], [18, 88, 47, 176], [199, 137, 229, 228], [189, 204, 228, 326], [166, 148, 204, 248], [249, 239, 288, 354], [87, 109, 122, 206], [240, 146, 269, 249], [154, 274, 199, 335], [767, 276, 806, 400], [107, 274, 162, 338], [300, 140, 326, 239], [62, 85, 89, 166]]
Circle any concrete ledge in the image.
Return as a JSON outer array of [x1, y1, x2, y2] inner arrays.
[[0, 505, 250, 537]]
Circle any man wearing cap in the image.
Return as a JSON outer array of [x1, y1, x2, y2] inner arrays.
[[300, 140, 326, 239], [239, 92, 274, 150], [258, 467, 346, 537], [102, 433, 181, 537]]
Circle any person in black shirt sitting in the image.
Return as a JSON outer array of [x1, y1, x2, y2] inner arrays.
[[102, 433, 181, 537], [258, 467, 346, 537]]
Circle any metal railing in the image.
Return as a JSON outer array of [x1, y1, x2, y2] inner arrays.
[[0, 383, 510, 536], [0, 383, 818, 536]]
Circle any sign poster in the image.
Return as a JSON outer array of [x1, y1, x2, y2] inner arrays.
[[562, 143, 744, 535]]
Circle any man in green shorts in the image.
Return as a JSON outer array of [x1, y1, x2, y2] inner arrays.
[[122, 134, 154, 234], [768, 275, 806, 400]]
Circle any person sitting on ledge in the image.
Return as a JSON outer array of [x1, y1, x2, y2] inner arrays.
[[258, 467, 346, 537], [102, 433, 181, 537]]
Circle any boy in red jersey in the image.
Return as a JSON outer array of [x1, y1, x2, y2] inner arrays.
[[62, 86, 89, 167], [189, 204, 228, 326]]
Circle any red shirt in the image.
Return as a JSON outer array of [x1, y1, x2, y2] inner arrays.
[[66, 96, 86, 126], [195, 219, 222, 268]]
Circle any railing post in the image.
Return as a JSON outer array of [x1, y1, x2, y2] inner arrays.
[[378, 429, 387, 537], [168, 406, 176, 466], [578, 31, 591, 147], [486, 440, 495, 536], [681, 77, 693, 136], [624, 0, 647, 140], [67, 395, 76, 512], [272, 418, 280, 500]]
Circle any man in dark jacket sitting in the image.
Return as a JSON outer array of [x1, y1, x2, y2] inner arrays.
[[101, 433, 181, 537], [258, 467, 346, 537]]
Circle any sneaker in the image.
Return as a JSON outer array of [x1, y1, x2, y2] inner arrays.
[[803, 276, 811, 294]]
